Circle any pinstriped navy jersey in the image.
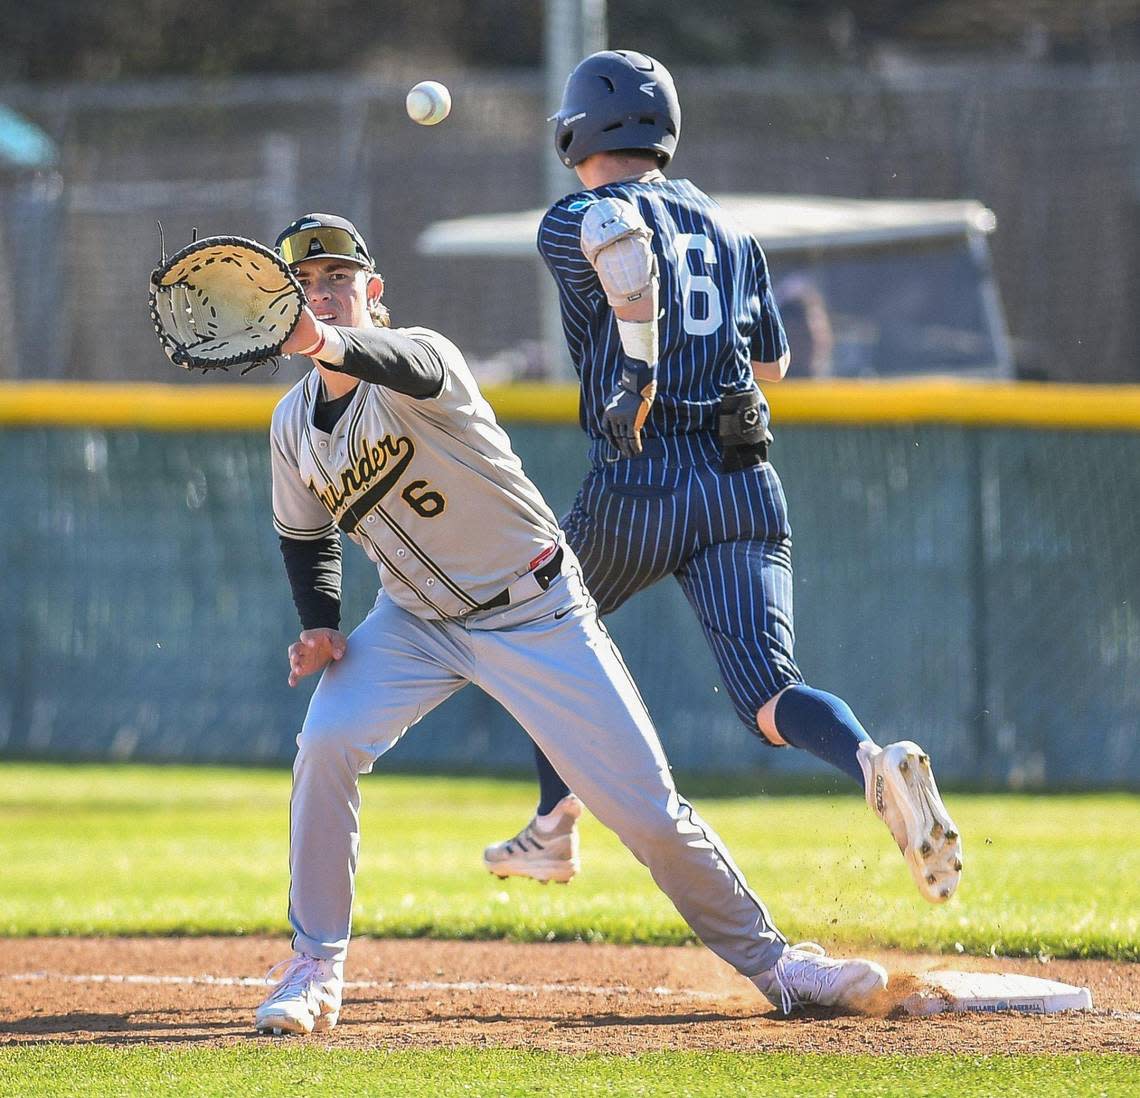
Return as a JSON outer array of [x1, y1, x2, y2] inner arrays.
[[538, 177, 787, 444]]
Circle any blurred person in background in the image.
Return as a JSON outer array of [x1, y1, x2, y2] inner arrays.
[[776, 274, 834, 378]]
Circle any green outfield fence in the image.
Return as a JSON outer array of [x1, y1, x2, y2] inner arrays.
[[1, 379, 1137, 788]]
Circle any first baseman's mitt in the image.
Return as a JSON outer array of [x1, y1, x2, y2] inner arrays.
[[148, 235, 304, 372]]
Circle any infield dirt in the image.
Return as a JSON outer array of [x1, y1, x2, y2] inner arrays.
[[1, 937, 1136, 1054]]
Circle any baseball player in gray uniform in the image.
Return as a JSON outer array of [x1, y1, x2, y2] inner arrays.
[[252, 212, 889, 1034]]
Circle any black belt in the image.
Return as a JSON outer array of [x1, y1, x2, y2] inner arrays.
[[477, 546, 564, 612]]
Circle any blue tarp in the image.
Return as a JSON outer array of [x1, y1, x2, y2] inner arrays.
[[0, 104, 56, 169]]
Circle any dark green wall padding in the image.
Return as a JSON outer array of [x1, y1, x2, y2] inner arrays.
[[2, 424, 1136, 788]]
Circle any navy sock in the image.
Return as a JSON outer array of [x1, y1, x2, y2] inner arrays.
[[773, 685, 871, 787], [534, 744, 571, 816]]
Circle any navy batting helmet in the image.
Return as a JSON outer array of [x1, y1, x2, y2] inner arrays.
[[551, 50, 681, 169]]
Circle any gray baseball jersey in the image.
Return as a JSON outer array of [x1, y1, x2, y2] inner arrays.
[[271, 327, 562, 620], [271, 325, 788, 990]]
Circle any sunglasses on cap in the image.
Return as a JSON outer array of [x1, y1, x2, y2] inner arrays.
[[277, 226, 373, 270]]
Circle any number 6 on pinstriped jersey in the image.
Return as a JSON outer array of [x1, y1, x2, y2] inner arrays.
[[673, 233, 724, 337]]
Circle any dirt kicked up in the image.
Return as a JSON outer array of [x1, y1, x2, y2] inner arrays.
[[1, 937, 1137, 1055]]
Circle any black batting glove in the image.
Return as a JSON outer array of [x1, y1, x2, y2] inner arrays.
[[601, 362, 658, 459]]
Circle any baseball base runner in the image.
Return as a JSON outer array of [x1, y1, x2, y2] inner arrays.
[[482, 50, 963, 910]]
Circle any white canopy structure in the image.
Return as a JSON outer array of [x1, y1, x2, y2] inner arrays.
[[417, 193, 1011, 379], [416, 194, 997, 258]]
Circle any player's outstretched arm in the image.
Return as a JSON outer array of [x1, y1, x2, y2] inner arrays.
[[282, 307, 444, 398], [287, 628, 347, 688]]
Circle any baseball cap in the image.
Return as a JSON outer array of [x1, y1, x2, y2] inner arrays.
[[275, 213, 374, 270]]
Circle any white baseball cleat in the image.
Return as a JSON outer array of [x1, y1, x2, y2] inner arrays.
[[254, 953, 343, 1036], [858, 740, 963, 903], [754, 942, 888, 1014], [482, 794, 582, 883]]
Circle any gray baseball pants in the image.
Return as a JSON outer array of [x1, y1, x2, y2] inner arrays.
[[287, 550, 787, 980]]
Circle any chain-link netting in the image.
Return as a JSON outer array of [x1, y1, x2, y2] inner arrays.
[[0, 62, 1137, 384], [1, 422, 1136, 787]]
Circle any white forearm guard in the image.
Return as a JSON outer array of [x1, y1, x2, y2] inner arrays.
[[616, 315, 658, 367], [580, 197, 659, 308]]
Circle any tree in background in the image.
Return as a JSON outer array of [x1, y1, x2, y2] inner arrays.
[[2, 1, 1137, 81]]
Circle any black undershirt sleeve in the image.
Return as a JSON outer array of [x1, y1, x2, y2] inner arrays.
[[279, 532, 343, 631], [323, 327, 445, 397]]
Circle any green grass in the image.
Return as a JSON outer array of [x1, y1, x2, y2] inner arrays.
[[0, 763, 1137, 959], [0, 1048, 1134, 1098]]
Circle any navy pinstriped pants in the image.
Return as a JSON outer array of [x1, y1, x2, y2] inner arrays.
[[563, 435, 804, 729]]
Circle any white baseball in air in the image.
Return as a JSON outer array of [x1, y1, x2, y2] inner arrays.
[[406, 81, 451, 126]]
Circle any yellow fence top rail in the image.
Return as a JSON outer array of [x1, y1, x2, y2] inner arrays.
[[1, 378, 1139, 431]]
